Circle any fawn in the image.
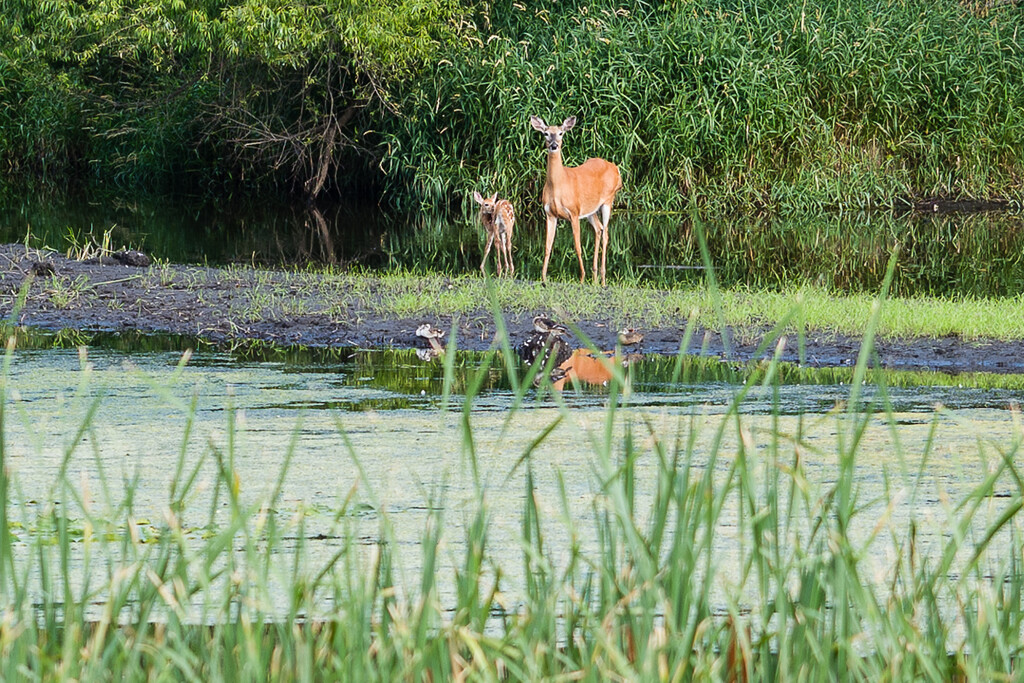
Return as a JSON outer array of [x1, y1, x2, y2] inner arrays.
[[473, 191, 515, 277]]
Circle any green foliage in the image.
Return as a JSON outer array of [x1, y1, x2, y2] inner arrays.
[[392, 0, 1024, 212], [0, 0, 465, 192], [1, 0, 1023, 209]]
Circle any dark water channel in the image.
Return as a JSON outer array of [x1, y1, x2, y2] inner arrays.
[[3, 190, 1023, 296]]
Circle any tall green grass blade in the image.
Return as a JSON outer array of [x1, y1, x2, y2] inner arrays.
[[695, 218, 731, 358]]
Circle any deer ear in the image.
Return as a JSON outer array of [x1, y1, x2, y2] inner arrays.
[[530, 116, 548, 132], [561, 116, 577, 131], [489, 193, 498, 203], [473, 191, 484, 204]]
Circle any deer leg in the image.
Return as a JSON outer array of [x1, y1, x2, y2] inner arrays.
[[501, 231, 514, 278], [541, 214, 557, 283], [494, 236, 502, 276], [570, 215, 585, 283], [600, 204, 612, 287], [507, 235, 515, 277], [497, 232, 507, 277], [481, 233, 495, 276], [588, 215, 603, 285]]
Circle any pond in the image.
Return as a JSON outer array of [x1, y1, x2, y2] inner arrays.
[[3, 189, 1024, 634], [3, 189, 1023, 297], [3, 338, 1023, 620]]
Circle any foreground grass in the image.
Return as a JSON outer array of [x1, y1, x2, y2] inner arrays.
[[3, 279, 1024, 680]]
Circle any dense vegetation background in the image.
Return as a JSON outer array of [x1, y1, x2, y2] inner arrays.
[[1, 0, 1022, 213]]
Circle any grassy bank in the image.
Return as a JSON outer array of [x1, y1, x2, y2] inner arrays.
[[223, 269, 1024, 341], [2, 0, 1023, 211], [6, 245, 1024, 345], [373, 208, 1024, 298], [3, 304, 1024, 680], [8, 195, 1024, 298]]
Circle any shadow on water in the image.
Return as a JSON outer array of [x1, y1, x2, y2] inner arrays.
[[9, 329, 1024, 414], [3, 189, 1023, 297]]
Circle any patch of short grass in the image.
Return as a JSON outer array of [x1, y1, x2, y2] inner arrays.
[[297, 271, 1024, 341], [27, 254, 1023, 343]]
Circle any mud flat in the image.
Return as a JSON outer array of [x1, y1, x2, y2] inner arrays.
[[1, 243, 1023, 374]]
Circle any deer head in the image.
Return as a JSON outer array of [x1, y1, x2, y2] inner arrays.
[[530, 116, 577, 154]]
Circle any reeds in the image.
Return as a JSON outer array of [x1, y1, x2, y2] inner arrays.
[[395, 0, 1024, 214], [2, 279, 1024, 679]]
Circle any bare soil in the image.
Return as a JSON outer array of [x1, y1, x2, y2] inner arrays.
[[2, 244, 1023, 374]]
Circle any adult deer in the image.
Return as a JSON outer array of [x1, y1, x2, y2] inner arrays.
[[530, 115, 622, 286]]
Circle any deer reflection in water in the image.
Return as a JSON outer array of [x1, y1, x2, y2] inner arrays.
[[415, 323, 446, 360], [518, 317, 641, 390], [411, 317, 642, 388], [548, 348, 641, 390]]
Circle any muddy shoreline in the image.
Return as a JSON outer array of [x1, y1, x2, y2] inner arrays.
[[2, 244, 1023, 375]]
